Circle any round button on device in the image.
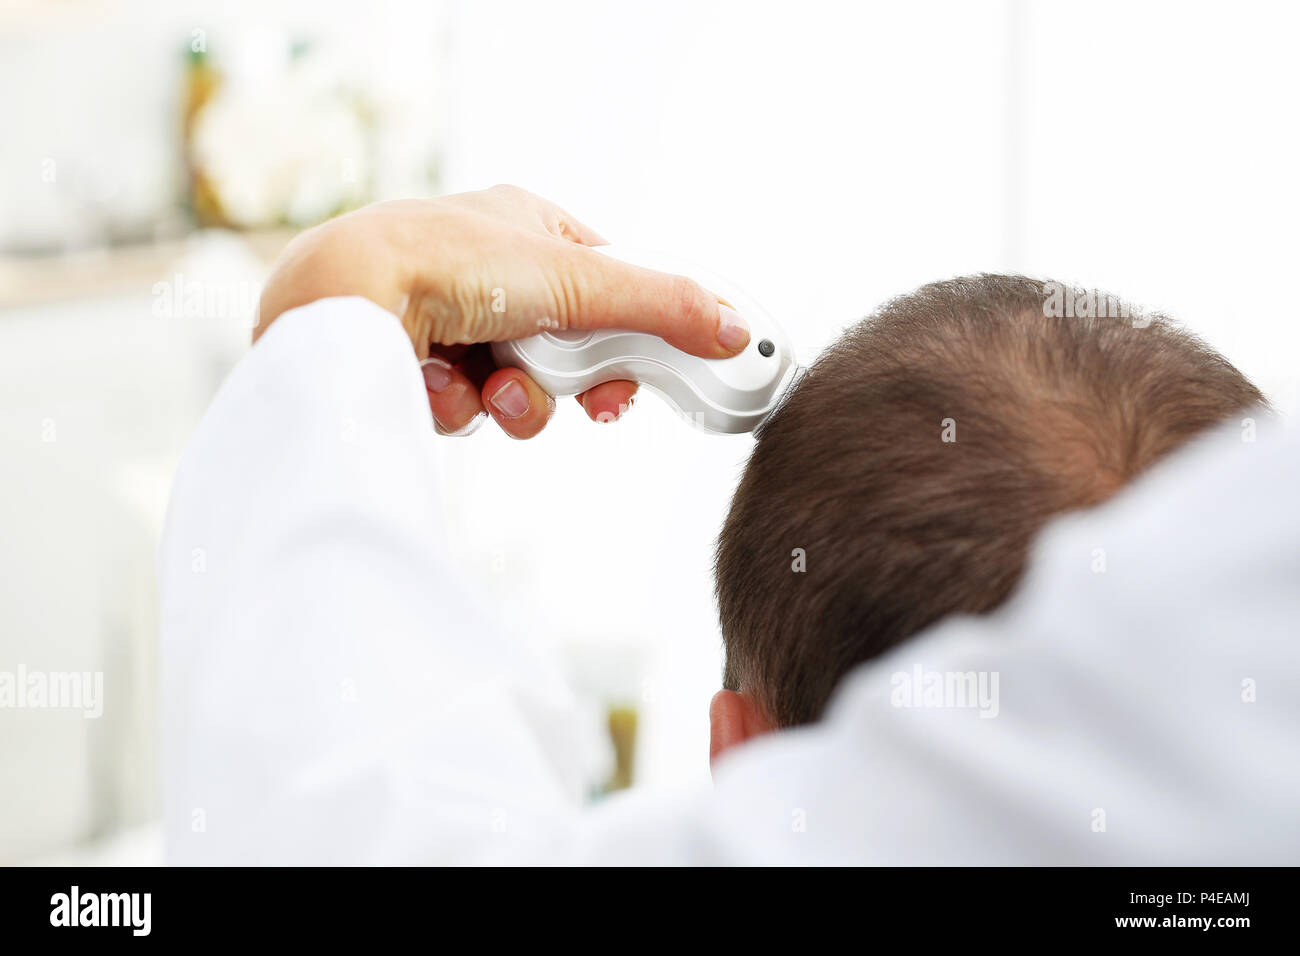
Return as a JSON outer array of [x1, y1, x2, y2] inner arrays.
[[758, 338, 775, 357]]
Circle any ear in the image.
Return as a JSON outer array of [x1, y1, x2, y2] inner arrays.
[[709, 689, 776, 768]]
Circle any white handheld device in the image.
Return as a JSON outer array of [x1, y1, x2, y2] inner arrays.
[[489, 246, 797, 434]]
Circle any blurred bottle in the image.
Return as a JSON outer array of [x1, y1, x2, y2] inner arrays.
[[182, 45, 225, 228], [605, 705, 639, 792]]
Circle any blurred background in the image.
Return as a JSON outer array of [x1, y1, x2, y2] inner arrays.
[[2, 0, 1298, 864]]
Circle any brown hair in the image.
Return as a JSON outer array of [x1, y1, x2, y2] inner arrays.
[[715, 274, 1267, 728]]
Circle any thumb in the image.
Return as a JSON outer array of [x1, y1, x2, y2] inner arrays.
[[550, 242, 751, 358]]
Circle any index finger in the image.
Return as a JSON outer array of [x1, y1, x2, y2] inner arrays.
[[548, 241, 751, 359]]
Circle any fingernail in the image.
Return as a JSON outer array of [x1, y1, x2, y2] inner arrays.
[[717, 305, 750, 351], [421, 356, 453, 393], [488, 379, 530, 419]]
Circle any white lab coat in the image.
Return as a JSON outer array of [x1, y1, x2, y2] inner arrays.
[[159, 297, 1300, 864]]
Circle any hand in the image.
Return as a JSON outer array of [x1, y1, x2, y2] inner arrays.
[[256, 185, 751, 438]]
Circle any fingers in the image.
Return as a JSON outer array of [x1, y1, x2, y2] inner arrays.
[[553, 215, 607, 247], [423, 356, 557, 439], [546, 206, 607, 247], [491, 183, 608, 245], [550, 242, 750, 358], [517, 187, 607, 246], [576, 381, 638, 423], [480, 367, 556, 440], [425, 347, 628, 438], [420, 356, 486, 435], [460, 184, 608, 246]]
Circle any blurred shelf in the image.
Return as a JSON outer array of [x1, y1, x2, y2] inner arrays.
[[0, 228, 297, 310]]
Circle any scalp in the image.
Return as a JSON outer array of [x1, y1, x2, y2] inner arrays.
[[715, 274, 1267, 727]]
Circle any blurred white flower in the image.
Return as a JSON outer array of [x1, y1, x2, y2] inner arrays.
[[192, 65, 369, 228]]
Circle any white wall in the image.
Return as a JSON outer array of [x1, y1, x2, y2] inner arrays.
[[1013, 0, 1300, 416]]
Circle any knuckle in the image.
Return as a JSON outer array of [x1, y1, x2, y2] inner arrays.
[[421, 276, 493, 344], [668, 275, 712, 327]]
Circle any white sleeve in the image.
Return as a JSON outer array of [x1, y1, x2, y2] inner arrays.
[[159, 297, 603, 864]]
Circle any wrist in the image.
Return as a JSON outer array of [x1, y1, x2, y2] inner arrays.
[[255, 217, 406, 343]]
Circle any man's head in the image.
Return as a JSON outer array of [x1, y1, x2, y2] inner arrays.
[[710, 274, 1266, 757]]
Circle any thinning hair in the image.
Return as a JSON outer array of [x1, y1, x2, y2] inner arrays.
[[715, 274, 1267, 728]]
